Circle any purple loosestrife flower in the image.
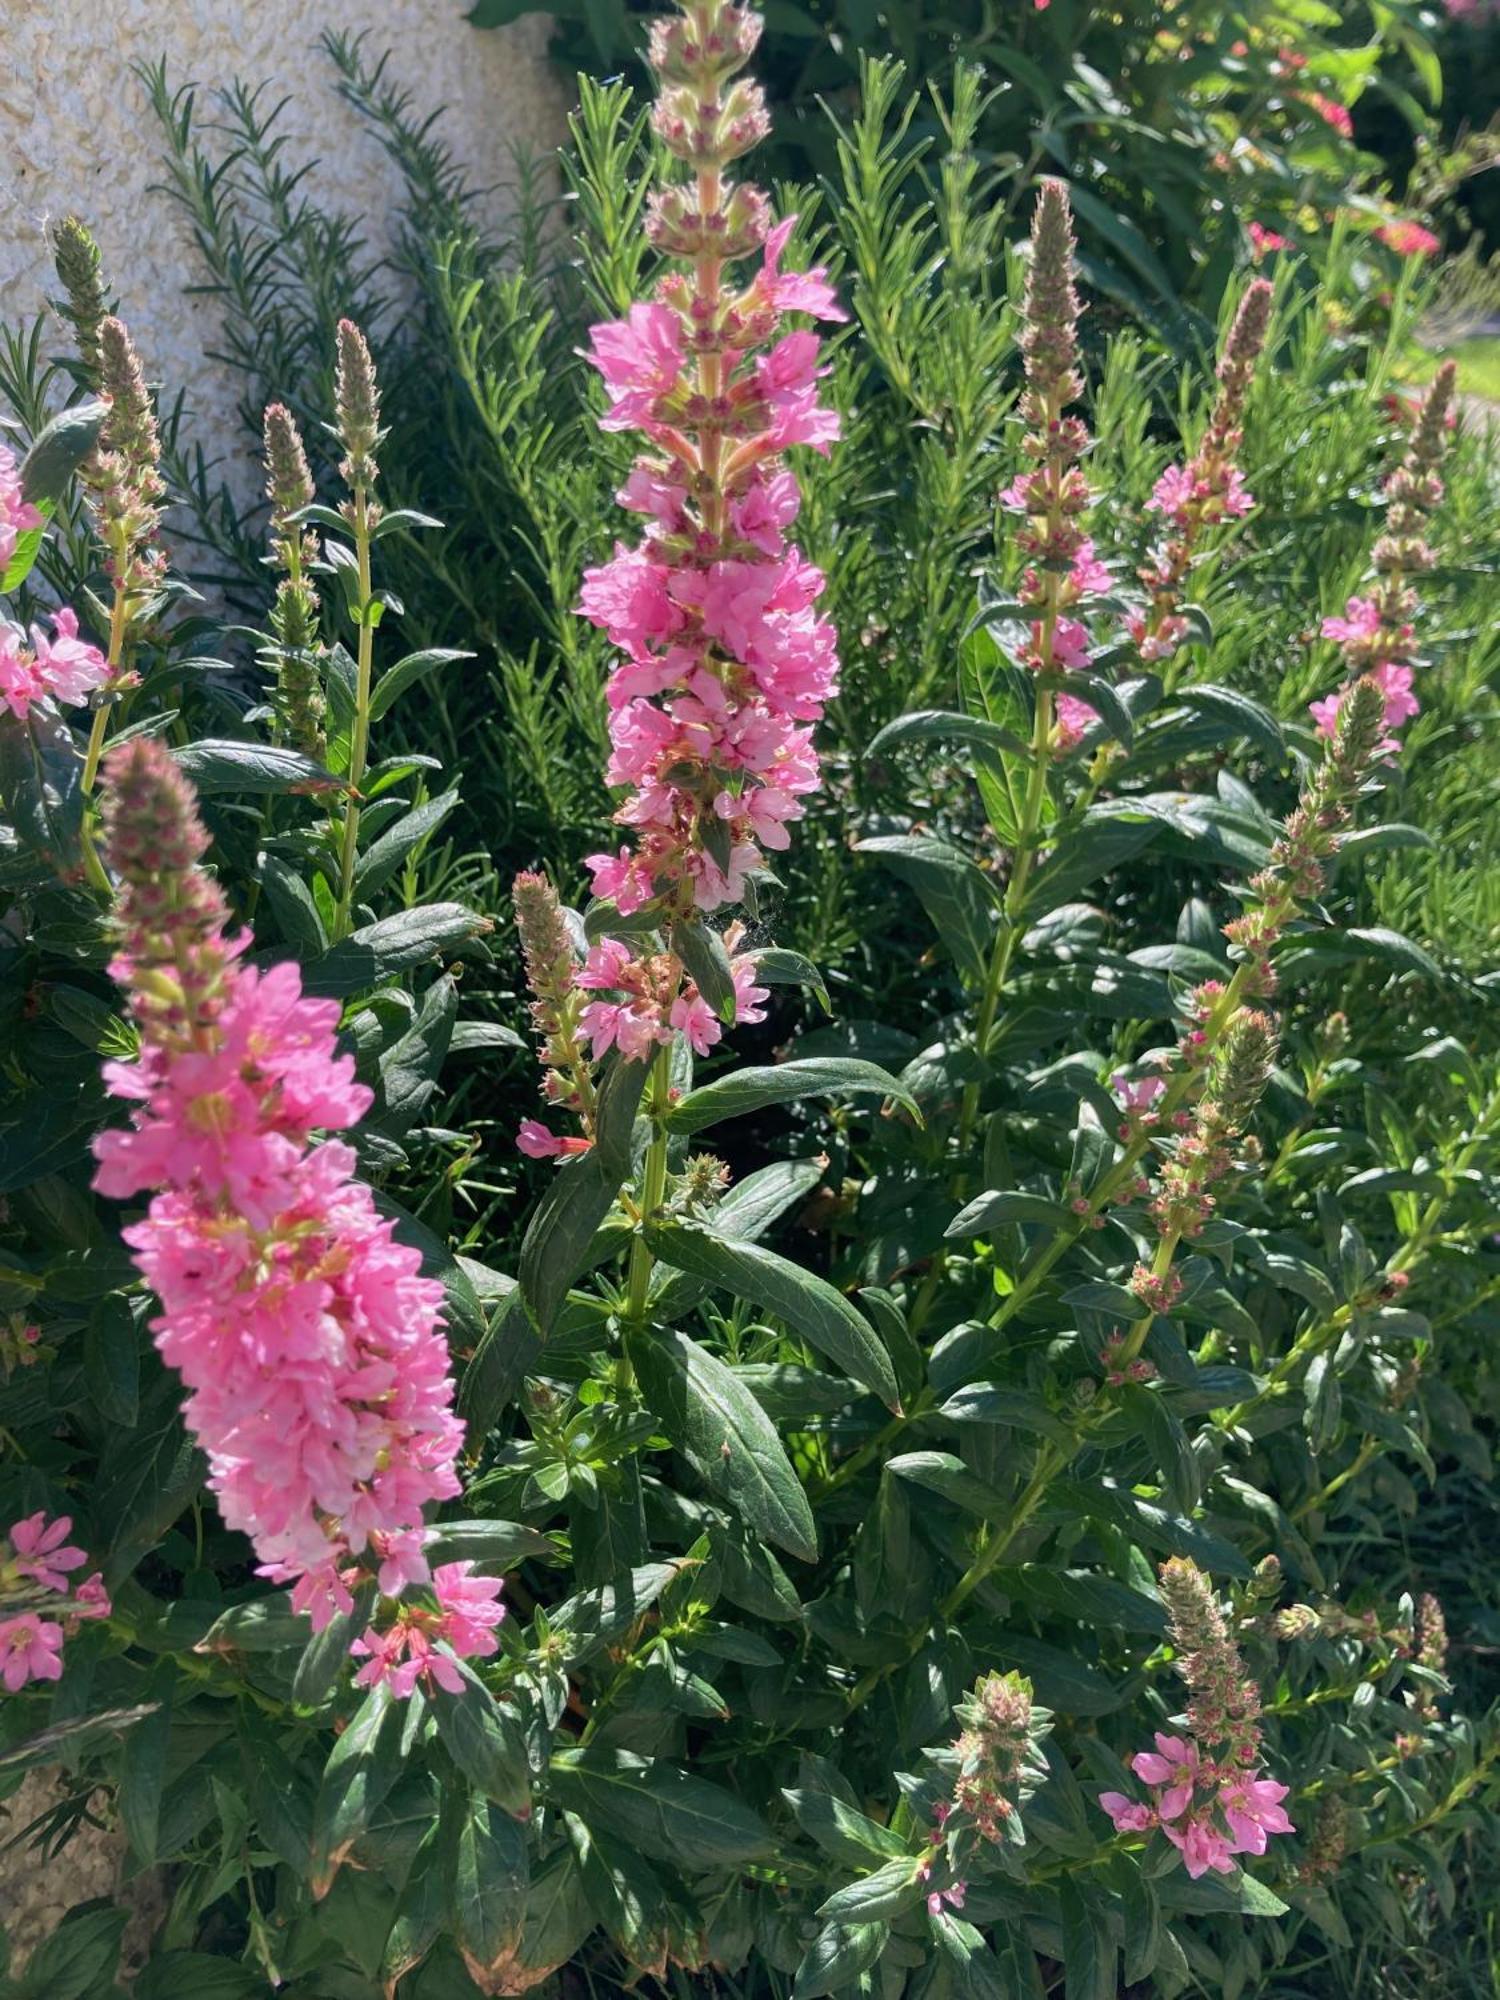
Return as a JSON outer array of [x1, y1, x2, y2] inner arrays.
[[1310, 362, 1457, 754], [1099, 1559, 1294, 1878], [1131, 279, 1273, 667]]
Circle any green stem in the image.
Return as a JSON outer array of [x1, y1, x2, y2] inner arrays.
[[626, 1045, 673, 1327], [333, 486, 374, 942]]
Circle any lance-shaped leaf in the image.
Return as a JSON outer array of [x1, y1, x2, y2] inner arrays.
[[548, 1748, 774, 1867], [647, 1219, 900, 1410], [869, 707, 1029, 759], [671, 916, 736, 1020], [309, 1683, 409, 1897], [173, 738, 342, 796], [430, 1658, 532, 1818], [19, 398, 108, 504], [857, 833, 997, 980], [451, 1798, 530, 1992], [519, 1055, 648, 1333], [667, 1056, 917, 1137], [626, 1323, 817, 1561]]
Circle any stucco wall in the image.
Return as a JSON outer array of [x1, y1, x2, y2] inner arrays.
[[0, 0, 571, 501]]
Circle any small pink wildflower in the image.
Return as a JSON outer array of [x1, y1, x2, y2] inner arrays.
[[1377, 220, 1440, 258], [0, 610, 110, 721], [0, 440, 42, 574], [7, 1513, 87, 1593], [1302, 92, 1353, 139], [1249, 223, 1292, 259], [0, 1613, 64, 1691]]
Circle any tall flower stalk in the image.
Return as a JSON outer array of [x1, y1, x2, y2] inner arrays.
[[93, 739, 474, 1681], [518, 0, 843, 1305], [331, 319, 384, 941], [262, 401, 327, 761]]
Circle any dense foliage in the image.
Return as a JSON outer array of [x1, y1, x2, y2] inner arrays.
[[0, 5, 1497, 1999]]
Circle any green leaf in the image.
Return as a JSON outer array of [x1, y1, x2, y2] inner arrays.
[[672, 917, 736, 1020], [1059, 1878, 1115, 2000], [1027, 809, 1158, 916], [354, 789, 460, 899], [237, 1710, 315, 1872], [818, 1855, 926, 1923], [782, 1787, 909, 1868], [19, 399, 108, 504], [0, 1704, 159, 1776], [459, 1287, 542, 1441], [431, 1660, 532, 1818], [549, 1749, 774, 1867], [1177, 684, 1284, 759], [173, 738, 341, 795], [382, 1821, 448, 1988], [0, 706, 84, 876], [549, 1562, 682, 1667], [646, 1219, 900, 1410], [627, 1322, 818, 1561], [451, 1798, 530, 1990], [946, 1189, 1070, 1238], [519, 1057, 648, 1332], [667, 1056, 917, 1136], [292, 1587, 372, 1706], [869, 708, 1028, 759], [886, 1451, 1009, 1518], [424, 1519, 557, 1567], [793, 1920, 888, 1997], [753, 945, 831, 1012], [303, 902, 492, 997], [1120, 1384, 1202, 1512], [84, 1293, 139, 1426], [198, 1593, 308, 1654], [119, 1678, 173, 1863], [368, 647, 474, 722], [13, 1905, 124, 2000], [310, 1683, 409, 1896], [132, 1953, 265, 1999], [857, 833, 997, 980]]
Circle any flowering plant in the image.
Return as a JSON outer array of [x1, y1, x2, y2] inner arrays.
[[0, 9, 1497, 1997]]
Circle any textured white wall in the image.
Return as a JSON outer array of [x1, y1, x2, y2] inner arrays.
[[0, 0, 571, 502]]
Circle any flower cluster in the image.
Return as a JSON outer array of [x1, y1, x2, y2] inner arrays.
[[1131, 279, 1272, 668], [1310, 363, 1456, 754], [513, 869, 770, 1158], [0, 607, 109, 723], [576, 0, 845, 924], [924, 1672, 1051, 1914], [1100, 1559, 1293, 1878], [350, 1561, 505, 1699], [83, 315, 168, 617], [0, 1512, 110, 1693], [0, 439, 42, 577], [998, 180, 1113, 754], [1145, 1007, 1278, 1243], [92, 739, 470, 1678]]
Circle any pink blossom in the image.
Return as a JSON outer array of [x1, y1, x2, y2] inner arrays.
[[1248, 223, 1292, 258], [579, 544, 684, 655], [1113, 1072, 1166, 1114], [1053, 691, 1098, 752], [0, 1612, 64, 1691], [1099, 1790, 1154, 1834], [585, 303, 685, 431], [1377, 220, 1440, 258], [1067, 539, 1111, 598], [1320, 596, 1382, 649], [70, 1573, 112, 1622], [1302, 92, 1353, 139], [1163, 1815, 1237, 1878], [1132, 1733, 1200, 1821], [432, 1561, 505, 1658], [0, 441, 42, 574], [758, 217, 849, 322], [1219, 1773, 1294, 1856], [8, 1513, 87, 1593], [1310, 660, 1418, 753], [517, 1119, 591, 1161], [1046, 617, 1092, 673], [0, 610, 110, 722], [926, 1880, 967, 1916]]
